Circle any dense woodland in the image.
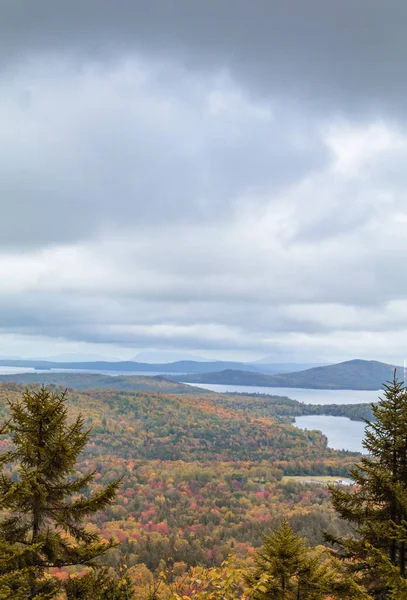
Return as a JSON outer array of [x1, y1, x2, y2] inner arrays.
[[0, 379, 405, 598], [212, 392, 374, 422]]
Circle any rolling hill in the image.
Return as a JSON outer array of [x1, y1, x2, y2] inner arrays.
[[175, 359, 404, 390], [0, 372, 205, 393]]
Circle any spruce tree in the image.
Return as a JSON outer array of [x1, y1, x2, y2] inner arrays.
[[64, 567, 134, 599], [328, 373, 407, 597], [244, 520, 365, 599], [0, 386, 122, 599]]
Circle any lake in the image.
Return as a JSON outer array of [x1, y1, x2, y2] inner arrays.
[[187, 383, 374, 452], [0, 366, 181, 377], [188, 383, 379, 405], [0, 367, 37, 375], [294, 415, 366, 453]]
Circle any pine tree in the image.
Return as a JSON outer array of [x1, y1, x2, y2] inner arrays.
[[244, 520, 365, 599], [0, 386, 122, 599], [328, 373, 407, 597]]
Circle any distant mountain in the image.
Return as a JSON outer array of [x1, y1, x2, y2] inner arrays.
[[0, 358, 334, 376], [1, 358, 395, 386], [131, 351, 211, 363], [175, 360, 404, 390], [0, 359, 268, 374], [251, 362, 327, 373]]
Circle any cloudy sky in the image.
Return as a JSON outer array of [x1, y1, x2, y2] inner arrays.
[[1, 1, 407, 363]]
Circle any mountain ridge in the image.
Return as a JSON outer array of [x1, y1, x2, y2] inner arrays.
[[0, 358, 321, 375], [175, 359, 404, 390]]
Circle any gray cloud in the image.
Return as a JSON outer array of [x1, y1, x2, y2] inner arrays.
[[2, 1, 407, 118], [0, 58, 327, 248], [2, 2, 407, 361]]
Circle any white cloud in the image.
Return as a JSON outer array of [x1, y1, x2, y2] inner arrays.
[[324, 121, 407, 178]]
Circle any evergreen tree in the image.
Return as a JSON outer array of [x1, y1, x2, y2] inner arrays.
[[64, 567, 134, 599], [244, 520, 366, 599], [328, 373, 407, 597], [0, 386, 122, 599]]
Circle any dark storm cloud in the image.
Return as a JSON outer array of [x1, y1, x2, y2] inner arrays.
[[2, 1, 407, 117]]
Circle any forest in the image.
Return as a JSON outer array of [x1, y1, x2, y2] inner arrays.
[[211, 392, 374, 422], [0, 379, 405, 598]]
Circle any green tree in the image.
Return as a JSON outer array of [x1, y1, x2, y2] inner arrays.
[[245, 521, 330, 600], [328, 374, 407, 598], [0, 386, 122, 599], [64, 567, 134, 599], [244, 520, 362, 599]]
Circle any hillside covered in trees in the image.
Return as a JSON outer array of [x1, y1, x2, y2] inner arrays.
[[0, 379, 406, 598], [0, 384, 355, 583], [0, 372, 205, 393]]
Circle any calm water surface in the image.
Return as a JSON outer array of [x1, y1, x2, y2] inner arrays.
[[0, 367, 37, 375], [0, 367, 180, 377], [294, 415, 366, 453], [188, 383, 379, 405]]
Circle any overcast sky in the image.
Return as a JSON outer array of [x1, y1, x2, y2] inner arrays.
[[2, 1, 407, 363]]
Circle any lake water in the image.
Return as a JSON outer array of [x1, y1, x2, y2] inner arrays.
[[0, 367, 179, 377], [0, 367, 37, 375], [188, 383, 379, 405], [187, 383, 375, 452], [294, 415, 366, 453]]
